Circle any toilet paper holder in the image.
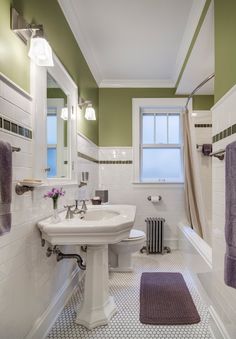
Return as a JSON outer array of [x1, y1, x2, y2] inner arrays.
[[147, 195, 162, 202]]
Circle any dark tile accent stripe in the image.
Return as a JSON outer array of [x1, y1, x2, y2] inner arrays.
[[0, 114, 32, 139], [213, 123, 236, 143], [78, 151, 132, 164], [194, 124, 212, 128], [99, 160, 133, 164]]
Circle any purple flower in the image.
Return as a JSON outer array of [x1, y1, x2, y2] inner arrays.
[[44, 187, 65, 200]]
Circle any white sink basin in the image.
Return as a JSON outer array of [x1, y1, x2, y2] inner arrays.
[[37, 204, 136, 330], [38, 204, 136, 245], [82, 209, 119, 221]]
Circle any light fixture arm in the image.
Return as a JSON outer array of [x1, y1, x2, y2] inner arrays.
[[78, 98, 92, 109], [11, 7, 43, 43]]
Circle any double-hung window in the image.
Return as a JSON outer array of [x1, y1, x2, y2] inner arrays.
[[133, 99, 185, 184], [141, 109, 183, 182]]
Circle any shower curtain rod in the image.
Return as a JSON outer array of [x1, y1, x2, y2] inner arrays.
[[185, 73, 215, 109]]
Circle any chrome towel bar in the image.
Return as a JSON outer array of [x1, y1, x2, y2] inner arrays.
[[12, 146, 21, 152], [210, 149, 225, 160]]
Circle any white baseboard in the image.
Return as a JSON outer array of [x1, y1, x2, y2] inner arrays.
[[165, 238, 178, 250], [25, 268, 84, 339], [209, 306, 231, 339]]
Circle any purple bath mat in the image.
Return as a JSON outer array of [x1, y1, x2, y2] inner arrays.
[[140, 272, 200, 325]]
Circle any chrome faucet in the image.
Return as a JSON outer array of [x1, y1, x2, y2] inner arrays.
[[78, 181, 87, 188], [73, 199, 88, 217], [73, 200, 80, 214], [80, 199, 88, 211], [78, 171, 89, 188], [64, 205, 75, 219]]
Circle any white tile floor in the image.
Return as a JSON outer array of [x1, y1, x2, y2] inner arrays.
[[47, 251, 213, 339]]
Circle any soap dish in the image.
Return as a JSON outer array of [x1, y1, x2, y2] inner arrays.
[[91, 197, 102, 205]]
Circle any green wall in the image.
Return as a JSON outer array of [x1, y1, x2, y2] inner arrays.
[[215, 0, 236, 102], [47, 88, 67, 102], [0, 0, 99, 144], [0, 0, 30, 91], [99, 88, 213, 146], [192, 95, 214, 111]]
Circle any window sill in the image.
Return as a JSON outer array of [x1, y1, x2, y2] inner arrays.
[[132, 181, 184, 185]]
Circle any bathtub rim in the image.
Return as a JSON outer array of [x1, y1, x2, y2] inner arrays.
[[178, 222, 212, 270]]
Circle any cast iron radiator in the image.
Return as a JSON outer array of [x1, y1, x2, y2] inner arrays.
[[140, 217, 171, 254]]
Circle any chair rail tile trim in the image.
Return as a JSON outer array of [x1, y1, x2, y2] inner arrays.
[[195, 124, 212, 128], [0, 114, 32, 139], [212, 124, 236, 143], [77, 152, 132, 164]]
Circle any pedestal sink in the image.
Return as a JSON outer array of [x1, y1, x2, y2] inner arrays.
[[37, 204, 136, 329]]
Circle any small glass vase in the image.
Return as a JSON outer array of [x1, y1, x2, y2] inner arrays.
[[51, 198, 61, 223]]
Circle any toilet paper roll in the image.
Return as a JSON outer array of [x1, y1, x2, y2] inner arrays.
[[147, 195, 162, 203]]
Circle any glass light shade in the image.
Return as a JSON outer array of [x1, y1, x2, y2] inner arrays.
[[28, 37, 54, 66], [85, 105, 96, 120], [61, 107, 68, 120]]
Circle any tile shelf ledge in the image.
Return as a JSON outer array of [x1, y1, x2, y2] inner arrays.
[[15, 180, 78, 189], [36, 180, 78, 188]]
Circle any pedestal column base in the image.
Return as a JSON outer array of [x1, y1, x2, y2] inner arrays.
[[76, 296, 117, 329], [75, 244, 117, 329]]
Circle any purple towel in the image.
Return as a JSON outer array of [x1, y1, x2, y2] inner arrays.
[[0, 141, 12, 236], [225, 141, 236, 288], [202, 144, 212, 156]]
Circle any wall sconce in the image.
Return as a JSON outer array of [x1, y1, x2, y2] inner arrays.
[[11, 7, 54, 67], [78, 99, 96, 121]]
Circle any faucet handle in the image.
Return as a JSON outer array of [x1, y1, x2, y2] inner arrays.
[[64, 204, 75, 209], [73, 200, 80, 214], [80, 199, 89, 211], [64, 205, 75, 219]]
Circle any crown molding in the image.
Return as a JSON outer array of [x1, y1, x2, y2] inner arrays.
[[99, 79, 175, 88], [58, 0, 103, 86], [58, 0, 209, 90], [173, 0, 207, 85]]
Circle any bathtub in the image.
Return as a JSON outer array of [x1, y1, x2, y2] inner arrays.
[[178, 222, 212, 270], [178, 223, 233, 339]]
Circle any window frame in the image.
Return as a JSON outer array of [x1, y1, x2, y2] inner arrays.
[[140, 110, 183, 183], [132, 98, 190, 184]]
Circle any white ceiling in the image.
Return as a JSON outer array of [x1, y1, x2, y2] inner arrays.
[[176, 1, 214, 95], [58, 0, 214, 93]]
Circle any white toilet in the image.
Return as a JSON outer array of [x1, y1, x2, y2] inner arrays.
[[109, 229, 146, 272]]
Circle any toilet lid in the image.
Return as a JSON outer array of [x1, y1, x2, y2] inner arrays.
[[122, 229, 145, 241]]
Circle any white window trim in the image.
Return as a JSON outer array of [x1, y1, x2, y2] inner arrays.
[[132, 98, 191, 184]]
